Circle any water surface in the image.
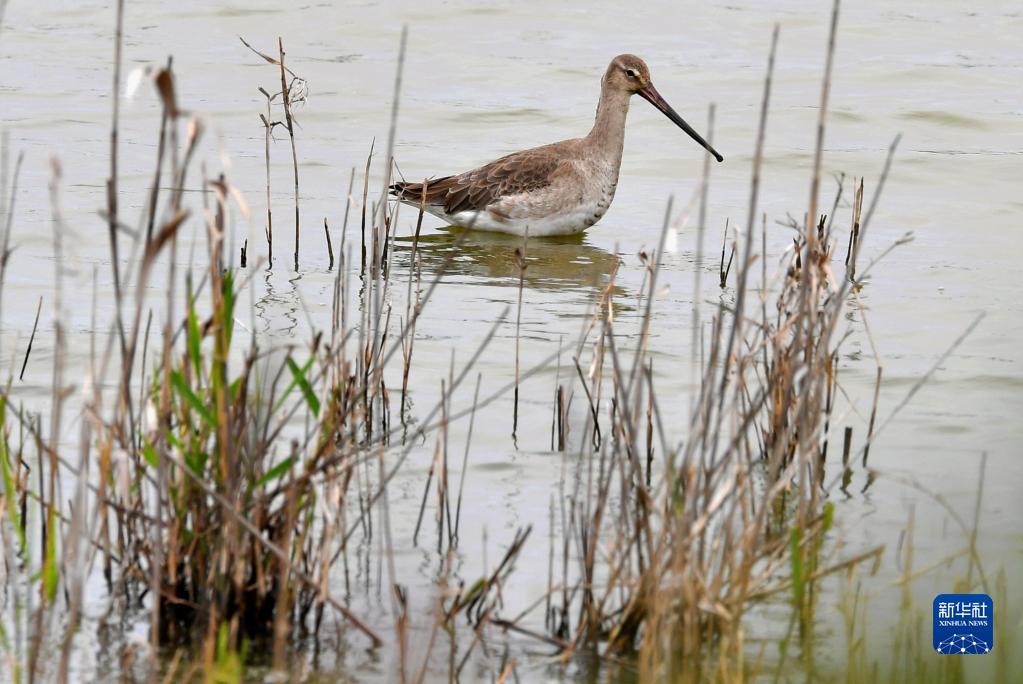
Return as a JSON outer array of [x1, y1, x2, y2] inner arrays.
[[1, 0, 1021, 679]]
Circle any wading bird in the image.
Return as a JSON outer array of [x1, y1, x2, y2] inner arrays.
[[390, 54, 722, 237]]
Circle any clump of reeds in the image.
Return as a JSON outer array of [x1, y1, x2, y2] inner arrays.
[[0, 20, 519, 684], [0, 40, 453, 677]]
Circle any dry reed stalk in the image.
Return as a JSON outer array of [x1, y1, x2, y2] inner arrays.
[[512, 239, 527, 441], [400, 182, 428, 424], [106, 0, 125, 317], [0, 142, 22, 334], [323, 217, 334, 269], [626, 196, 673, 404], [439, 371, 453, 552], [360, 140, 374, 273], [373, 26, 408, 279], [805, 0, 841, 247], [259, 87, 274, 267], [714, 22, 778, 454], [452, 373, 482, 545], [718, 217, 734, 288], [412, 426, 440, 547], [965, 452, 988, 586], [797, 0, 840, 507], [820, 352, 837, 462], [17, 296, 41, 381], [696, 104, 716, 243], [824, 171, 845, 245], [860, 312, 984, 469], [276, 38, 301, 270], [846, 177, 864, 280], [573, 357, 602, 449], [690, 105, 715, 402], [146, 56, 173, 246]]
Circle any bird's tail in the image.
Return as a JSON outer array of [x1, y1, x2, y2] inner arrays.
[[389, 176, 455, 206]]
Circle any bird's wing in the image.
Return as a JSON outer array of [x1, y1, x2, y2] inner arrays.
[[391, 142, 578, 215]]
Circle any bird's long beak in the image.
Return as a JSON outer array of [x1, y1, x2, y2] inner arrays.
[[638, 83, 723, 162]]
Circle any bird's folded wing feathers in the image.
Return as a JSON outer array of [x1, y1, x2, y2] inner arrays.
[[391, 145, 576, 214]]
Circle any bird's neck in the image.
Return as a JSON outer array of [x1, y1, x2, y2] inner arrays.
[[586, 85, 630, 163]]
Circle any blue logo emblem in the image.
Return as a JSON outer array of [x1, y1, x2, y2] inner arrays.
[[933, 593, 993, 654]]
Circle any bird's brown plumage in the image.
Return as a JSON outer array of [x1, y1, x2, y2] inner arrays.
[[390, 141, 577, 217]]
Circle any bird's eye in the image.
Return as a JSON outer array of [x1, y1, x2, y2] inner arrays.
[[625, 68, 637, 78]]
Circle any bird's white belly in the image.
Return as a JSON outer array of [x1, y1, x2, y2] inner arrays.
[[424, 181, 616, 237], [442, 202, 601, 237]]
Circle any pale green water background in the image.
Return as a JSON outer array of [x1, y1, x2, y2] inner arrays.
[[1, 0, 1021, 680]]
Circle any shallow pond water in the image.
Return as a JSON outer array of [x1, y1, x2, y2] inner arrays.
[[1, 0, 1021, 680]]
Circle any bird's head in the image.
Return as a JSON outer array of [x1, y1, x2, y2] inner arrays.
[[605, 54, 723, 163]]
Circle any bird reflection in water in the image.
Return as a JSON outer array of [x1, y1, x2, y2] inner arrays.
[[391, 226, 626, 295]]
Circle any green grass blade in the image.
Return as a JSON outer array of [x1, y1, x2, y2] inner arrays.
[[187, 280, 202, 375], [283, 356, 320, 417], [142, 440, 159, 469], [171, 369, 216, 428], [43, 502, 59, 602], [256, 456, 295, 488], [0, 397, 26, 556], [271, 355, 315, 416], [789, 526, 804, 606], [222, 269, 235, 349]]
